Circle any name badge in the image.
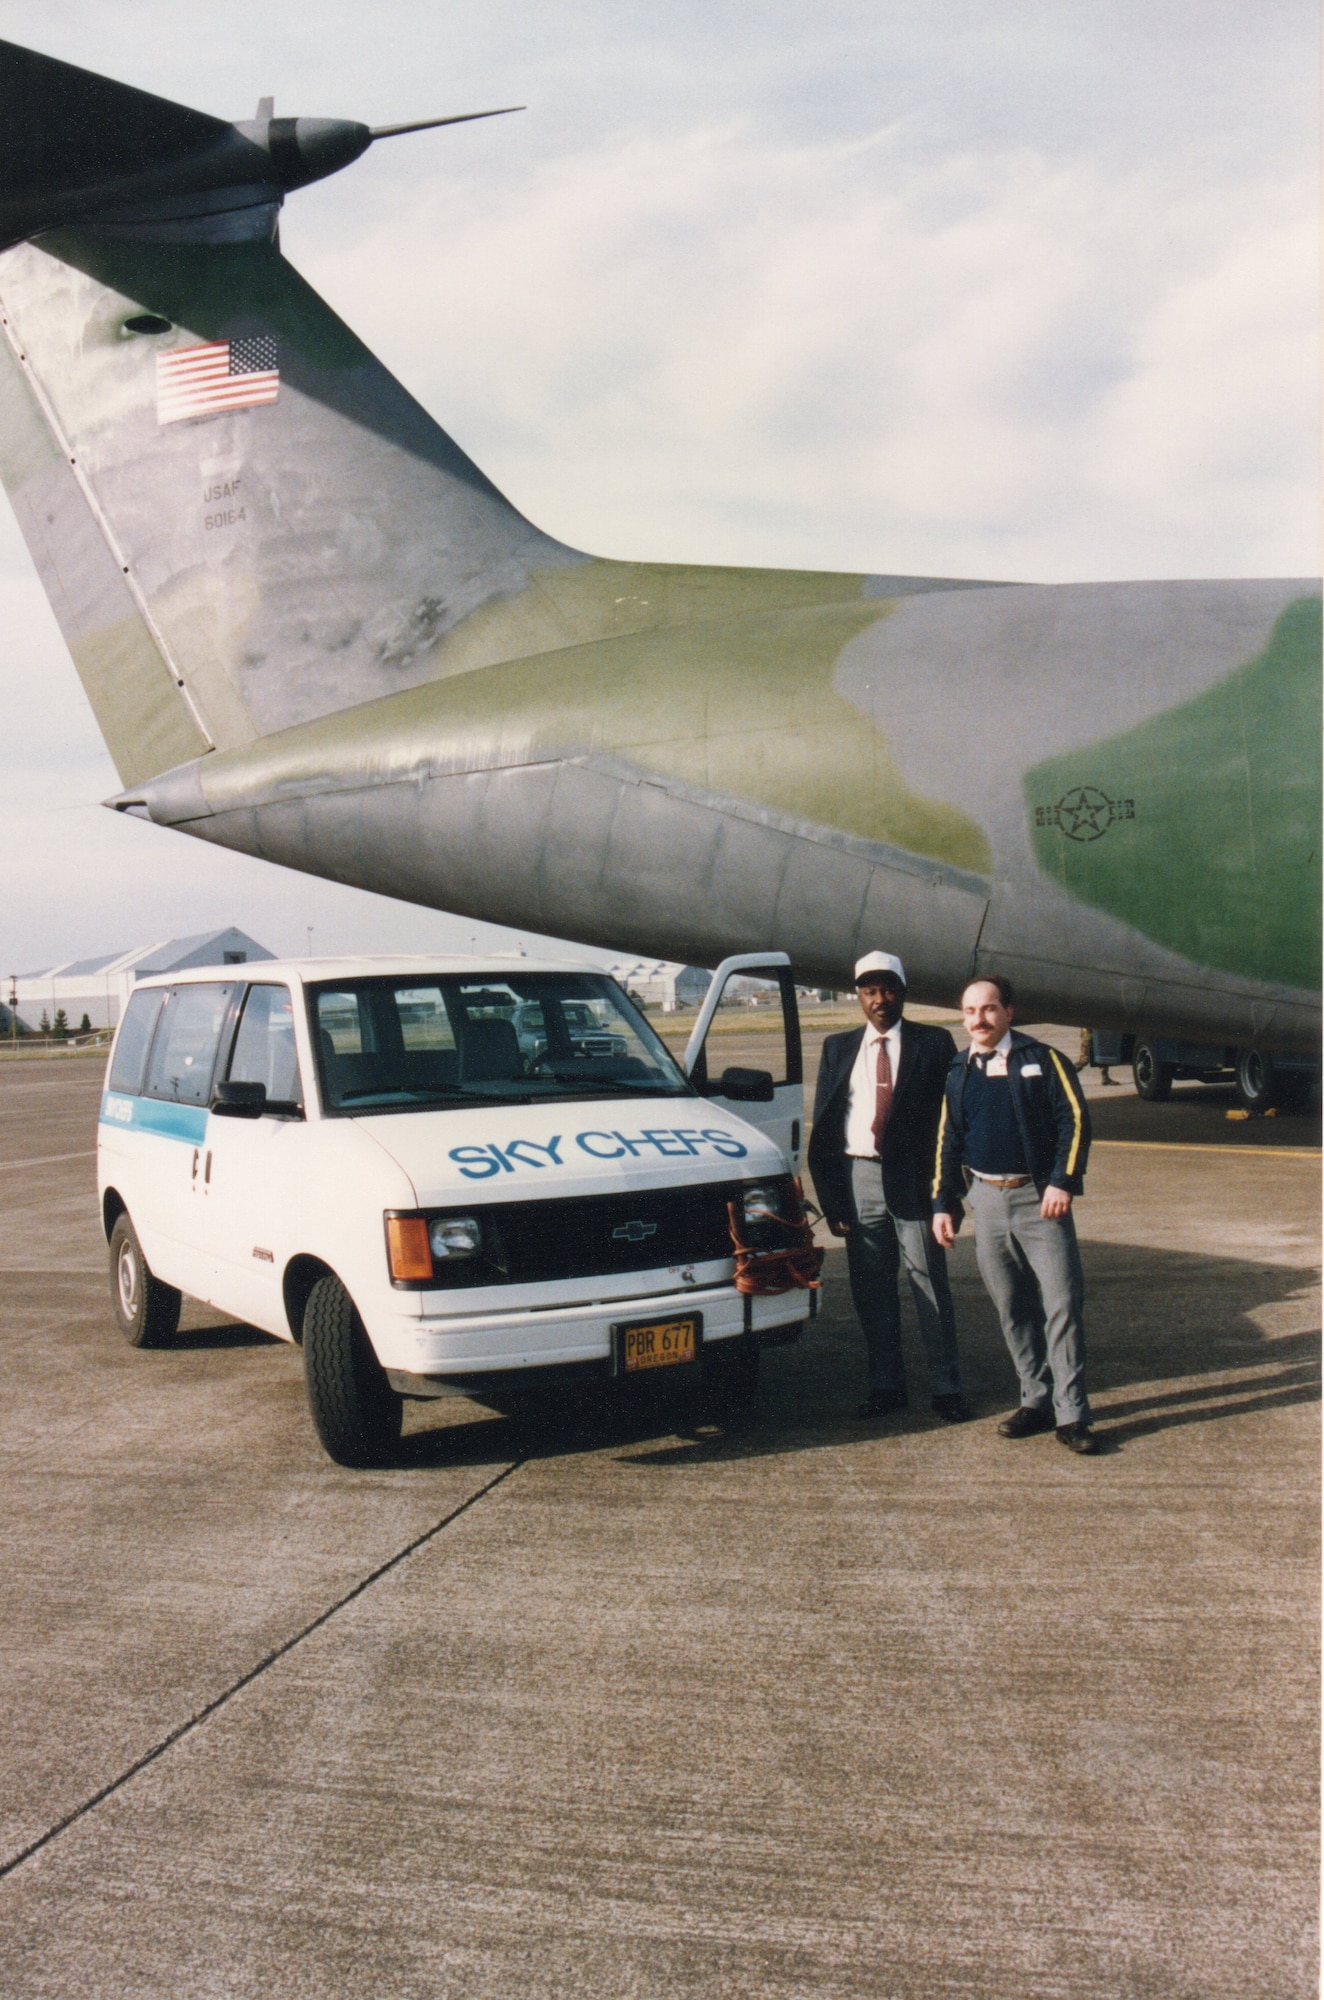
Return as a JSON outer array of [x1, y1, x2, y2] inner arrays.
[[1020, 1063, 1043, 1077]]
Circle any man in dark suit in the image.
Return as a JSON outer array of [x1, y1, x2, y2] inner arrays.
[[808, 951, 969, 1423]]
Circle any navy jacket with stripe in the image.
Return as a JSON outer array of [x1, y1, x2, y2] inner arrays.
[[932, 1032, 1091, 1217]]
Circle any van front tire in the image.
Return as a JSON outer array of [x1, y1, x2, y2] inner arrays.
[[302, 1273, 403, 1467], [109, 1213, 181, 1348]]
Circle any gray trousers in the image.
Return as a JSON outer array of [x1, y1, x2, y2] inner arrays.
[[968, 1178, 1090, 1423], [845, 1157, 962, 1399]]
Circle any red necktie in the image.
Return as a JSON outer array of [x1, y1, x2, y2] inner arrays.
[[871, 1036, 893, 1155]]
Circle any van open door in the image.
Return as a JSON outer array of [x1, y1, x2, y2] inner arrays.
[[683, 953, 803, 1170]]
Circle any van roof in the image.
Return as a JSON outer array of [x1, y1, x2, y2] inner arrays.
[[131, 954, 612, 988]]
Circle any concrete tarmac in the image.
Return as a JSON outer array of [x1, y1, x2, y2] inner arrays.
[[0, 1053, 1318, 1998]]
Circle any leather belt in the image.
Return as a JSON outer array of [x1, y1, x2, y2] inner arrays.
[[973, 1174, 1033, 1189]]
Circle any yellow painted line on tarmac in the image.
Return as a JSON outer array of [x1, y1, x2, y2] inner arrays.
[[1093, 1139, 1321, 1160], [0, 1149, 96, 1172]]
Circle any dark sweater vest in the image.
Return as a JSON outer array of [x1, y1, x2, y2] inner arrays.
[[961, 1059, 1031, 1175]]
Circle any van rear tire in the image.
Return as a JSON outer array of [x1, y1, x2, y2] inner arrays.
[[302, 1273, 402, 1467], [109, 1213, 181, 1348]]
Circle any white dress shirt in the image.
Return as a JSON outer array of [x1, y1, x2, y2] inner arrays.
[[968, 1028, 1014, 1077], [845, 1020, 903, 1158]]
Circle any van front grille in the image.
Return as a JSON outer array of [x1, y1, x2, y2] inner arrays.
[[431, 1182, 742, 1289]]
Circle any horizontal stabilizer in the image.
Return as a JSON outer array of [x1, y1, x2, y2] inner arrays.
[[0, 41, 520, 251], [0, 41, 230, 246]]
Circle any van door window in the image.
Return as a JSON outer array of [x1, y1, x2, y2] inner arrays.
[[687, 968, 802, 1090], [108, 988, 166, 1096], [682, 955, 804, 1168], [227, 985, 303, 1108], [143, 984, 235, 1105]]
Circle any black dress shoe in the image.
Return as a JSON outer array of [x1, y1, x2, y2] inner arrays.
[[931, 1393, 972, 1423], [997, 1405, 1055, 1439], [856, 1392, 909, 1419], [1055, 1421, 1099, 1455]]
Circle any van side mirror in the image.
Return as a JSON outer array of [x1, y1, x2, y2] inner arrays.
[[212, 1079, 266, 1118], [713, 1065, 775, 1103]]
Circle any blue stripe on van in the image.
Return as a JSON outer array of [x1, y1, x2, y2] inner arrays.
[[100, 1093, 209, 1144]]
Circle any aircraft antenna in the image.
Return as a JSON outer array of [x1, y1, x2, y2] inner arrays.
[[368, 108, 524, 140]]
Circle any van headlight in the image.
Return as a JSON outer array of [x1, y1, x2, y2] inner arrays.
[[742, 1183, 785, 1224], [429, 1215, 482, 1260]]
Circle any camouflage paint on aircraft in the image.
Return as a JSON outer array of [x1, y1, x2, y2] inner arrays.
[[0, 38, 1316, 1053], [1026, 596, 1321, 991]]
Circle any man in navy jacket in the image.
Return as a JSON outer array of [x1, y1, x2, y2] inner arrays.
[[808, 951, 969, 1422], [932, 975, 1097, 1454]]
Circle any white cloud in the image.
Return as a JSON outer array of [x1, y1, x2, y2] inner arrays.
[[298, 122, 1317, 580]]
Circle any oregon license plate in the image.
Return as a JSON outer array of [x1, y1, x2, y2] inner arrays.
[[616, 1314, 699, 1373]]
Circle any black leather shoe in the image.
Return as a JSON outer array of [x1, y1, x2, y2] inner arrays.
[[997, 1405, 1055, 1439], [931, 1394, 972, 1423], [856, 1392, 909, 1419], [1056, 1421, 1099, 1455]]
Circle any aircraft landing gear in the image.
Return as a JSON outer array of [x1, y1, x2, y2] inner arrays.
[[1234, 1048, 1278, 1114], [1132, 1040, 1173, 1102]]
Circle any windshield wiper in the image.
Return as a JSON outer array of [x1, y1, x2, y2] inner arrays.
[[520, 1082, 692, 1100], [341, 1089, 532, 1110]]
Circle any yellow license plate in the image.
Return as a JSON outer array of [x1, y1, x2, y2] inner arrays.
[[618, 1315, 698, 1372]]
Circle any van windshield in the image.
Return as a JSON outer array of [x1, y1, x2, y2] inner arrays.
[[310, 972, 693, 1114]]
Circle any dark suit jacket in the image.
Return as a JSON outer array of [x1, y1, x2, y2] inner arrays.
[[807, 1018, 958, 1226]]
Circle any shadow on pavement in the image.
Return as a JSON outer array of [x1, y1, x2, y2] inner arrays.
[[146, 1234, 1319, 1472], [1086, 1084, 1321, 1150], [171, 1321, 283, 1351], [379, 1237, 1320, 1471]]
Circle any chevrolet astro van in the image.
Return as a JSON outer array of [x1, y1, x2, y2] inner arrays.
[[97, 954, 816, 1464]]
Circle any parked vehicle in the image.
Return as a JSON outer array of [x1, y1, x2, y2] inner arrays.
[[510, 998, 629, 1067], [98, 954, 814, 1464]]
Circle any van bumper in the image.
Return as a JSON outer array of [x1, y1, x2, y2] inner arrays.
[[370, 1280, 809, 1378]]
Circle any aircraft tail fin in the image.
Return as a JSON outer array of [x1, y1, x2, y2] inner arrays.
[[0, 222, 582, 788], [0, 40, 584, 789]]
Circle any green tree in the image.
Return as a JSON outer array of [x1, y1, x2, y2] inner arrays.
[[39, 1009, 50, 1034], [77, 1013, 92, 1035], [52, 1008, 69, 1040]]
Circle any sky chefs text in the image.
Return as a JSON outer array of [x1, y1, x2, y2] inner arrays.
[[449, 1128, 751, 1179]]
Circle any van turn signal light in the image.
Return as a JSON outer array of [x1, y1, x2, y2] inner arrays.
[[386, 1215, 433, 1281]]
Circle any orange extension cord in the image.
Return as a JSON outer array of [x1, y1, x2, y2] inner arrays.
[[726, 1178, 824, 1295]]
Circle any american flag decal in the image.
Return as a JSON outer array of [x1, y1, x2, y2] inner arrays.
[[156, 337, 279, 425]]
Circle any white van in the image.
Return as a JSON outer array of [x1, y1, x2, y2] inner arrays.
[[97, 953, 817, 1463]]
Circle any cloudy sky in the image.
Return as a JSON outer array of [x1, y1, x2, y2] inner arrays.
[[0, 0, 1317, 975]]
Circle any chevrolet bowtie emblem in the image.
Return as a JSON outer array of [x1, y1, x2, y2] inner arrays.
[[612, 1220, 658, 1243]]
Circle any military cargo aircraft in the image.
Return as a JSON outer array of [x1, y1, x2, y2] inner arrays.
[[0, 40, 1317, 1068]]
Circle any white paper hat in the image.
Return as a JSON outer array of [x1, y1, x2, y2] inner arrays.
[[854, 950, 907, 986]]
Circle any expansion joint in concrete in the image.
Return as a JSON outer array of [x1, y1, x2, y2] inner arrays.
[[0, 1457, 523, 1883]]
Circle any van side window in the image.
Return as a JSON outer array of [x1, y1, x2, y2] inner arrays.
[[143, 984, 234, 1106], [107, 988, 165, 1097], [228, 985, 302, 1106]]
